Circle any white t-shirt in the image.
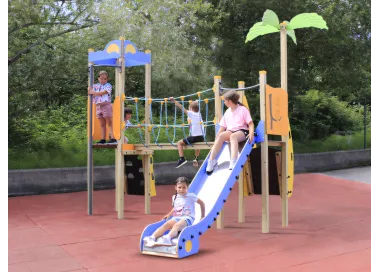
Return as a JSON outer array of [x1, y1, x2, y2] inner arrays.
[[124, 120, 132, 143], [124, 120, 132, 129], [172, 193, 198, 218], [187, 111, 203, 137]]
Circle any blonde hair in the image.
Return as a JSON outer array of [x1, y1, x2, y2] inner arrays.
[[189, 101, 199, 112]]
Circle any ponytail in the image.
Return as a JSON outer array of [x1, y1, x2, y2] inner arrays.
[[173, 192, 178, 207]]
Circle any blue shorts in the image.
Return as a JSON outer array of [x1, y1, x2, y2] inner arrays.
[[170, 216, 195, 226]]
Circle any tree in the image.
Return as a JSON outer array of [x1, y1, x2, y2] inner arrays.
[[8, 0, 100, 65]]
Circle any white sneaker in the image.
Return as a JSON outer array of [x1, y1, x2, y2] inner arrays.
[[193, 158, 199, 167], [155, 235, 173, 246], [206, 159, 218, 174], [229, 159, 237, 170], [144, 236, 156, 247]]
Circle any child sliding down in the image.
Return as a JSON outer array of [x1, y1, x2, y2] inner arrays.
[[144, 177, 205, 247], [206, 90, 254, 175]]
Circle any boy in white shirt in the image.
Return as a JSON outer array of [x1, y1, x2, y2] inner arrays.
[[169, 97, 204, 168]]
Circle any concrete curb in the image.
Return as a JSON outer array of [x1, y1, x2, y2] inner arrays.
[[8, 149, 370, 197]]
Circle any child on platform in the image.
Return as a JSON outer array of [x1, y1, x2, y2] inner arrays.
[[206, 90, 254, 175], [88, 71, 117, 144], [169, 97, 204, 168], [124, 107, 133, 143], [144, 177, 205, 247]]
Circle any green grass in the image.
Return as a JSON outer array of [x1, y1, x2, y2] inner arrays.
[[8, 130, 370, 170], [293, 130, 370, 154]]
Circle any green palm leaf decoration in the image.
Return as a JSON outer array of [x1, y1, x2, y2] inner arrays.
[[286, 29, 297, 44], [245, 9, 328, 44], [245, 22, 280, 43], [262, 9, 280, 29], [288, 13, 329, 30]]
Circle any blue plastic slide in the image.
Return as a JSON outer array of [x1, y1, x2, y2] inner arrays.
[[140, 121, 265, 258]]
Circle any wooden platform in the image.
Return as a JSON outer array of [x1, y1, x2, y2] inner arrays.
[[134, 142, 214, 151]]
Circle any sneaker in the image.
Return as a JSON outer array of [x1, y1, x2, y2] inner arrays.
[[229, 158, 237, 170], [96, 139, 106, 144], [175, 158, 187, 168], [193, 158, 199, 168], [107, 139, 117, 144], [206, 159, 218, 175], [155, 235, 173, 246], [144, 236, 156, 247]]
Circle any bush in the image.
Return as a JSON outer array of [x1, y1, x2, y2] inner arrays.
[[291, 90, 364, 141]]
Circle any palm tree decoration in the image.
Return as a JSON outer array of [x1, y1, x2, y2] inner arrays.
[[245, 10, 328, 220], [245, 9, 328, 91], [246, 9, 328, 45]]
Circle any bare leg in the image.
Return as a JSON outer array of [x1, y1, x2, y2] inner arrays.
[[105, 117, 114, 139], [151, 220, 176, 238], [167, 219, 187, 238], [229, 131, 246, 159], [177, 140, 185, 157], [195, 149, 200, 158], [98, 117, 106, 139], [210, 131, 232, 160]]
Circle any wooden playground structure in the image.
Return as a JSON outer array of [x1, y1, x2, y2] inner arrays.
[[87, 37, 293, 233]]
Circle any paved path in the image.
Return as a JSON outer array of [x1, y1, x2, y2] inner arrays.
[[319, 166, 371, 184], [8, 173, 371, 272]]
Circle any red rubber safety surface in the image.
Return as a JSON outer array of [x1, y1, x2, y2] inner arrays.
[[8, 173, 370, 272]]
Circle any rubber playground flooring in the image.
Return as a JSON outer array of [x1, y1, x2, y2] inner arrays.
[[8, 173, 371, 272]]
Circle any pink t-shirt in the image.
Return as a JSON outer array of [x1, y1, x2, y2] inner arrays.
[[219, 104, 253, 131]]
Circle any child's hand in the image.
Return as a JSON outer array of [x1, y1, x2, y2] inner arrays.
[[162, 214, 170, 220], [88, 87, 95, 95], [247, 132, 254, 143]]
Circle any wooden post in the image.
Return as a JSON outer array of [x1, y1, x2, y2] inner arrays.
[[115, 66, 120, 212], [259, 71, 269, 233], [87, 51, 94, 215], [115, 149, 118, 211], [116, 37, 126, 219], [280, 23, 289, 227], [214, 76, 224, 229], [237, 81, 245, 223], [144, 50, 152, 214]]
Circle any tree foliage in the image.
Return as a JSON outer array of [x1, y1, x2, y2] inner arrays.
[[8, 0, 371, 165]]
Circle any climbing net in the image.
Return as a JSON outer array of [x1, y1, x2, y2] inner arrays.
[[124, 88, 216, 148], [123, 82, 261, 147]]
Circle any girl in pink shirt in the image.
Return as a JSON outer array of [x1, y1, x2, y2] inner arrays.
[[206, 90, 255, 174]]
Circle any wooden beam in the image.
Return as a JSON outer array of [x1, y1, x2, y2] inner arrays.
[[116, 37, 126, 220], [122, 150, 154, 155], [115, 149, 118, 212], [267, 140, 284, 147], [142, 155, 151, 214], [214, 76, 224, 230], [281, 141, 289, 227], [260, 71, 269, 234], [134, 143, 214, 151], [238, 80, 245, 223], [144, 54, 152, 214], [280, 24, 289, 228]]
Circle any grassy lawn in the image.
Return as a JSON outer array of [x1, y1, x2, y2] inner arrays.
[[8, 130, 370, 170]]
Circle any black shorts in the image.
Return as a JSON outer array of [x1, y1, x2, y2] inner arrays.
[[183, 135, 204, 145], [229, 129, 249, 137]]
